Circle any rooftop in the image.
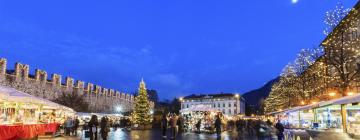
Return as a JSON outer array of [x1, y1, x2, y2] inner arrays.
[[183, 93, 240, 99]]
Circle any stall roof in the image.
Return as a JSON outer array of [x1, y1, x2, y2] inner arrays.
[[269, 94, 360, 115], [180, 105, 220, 113], [285, 103, 322, 113], [76, 112, 123, 117], [319, 93, 360, 107], [0, 85, 74, 112]]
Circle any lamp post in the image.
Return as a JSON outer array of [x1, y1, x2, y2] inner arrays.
[[234, 94, 240, 115], [179, 97, 184, 110]]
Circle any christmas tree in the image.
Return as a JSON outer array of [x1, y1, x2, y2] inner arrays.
[[131, 79, 152, 126]]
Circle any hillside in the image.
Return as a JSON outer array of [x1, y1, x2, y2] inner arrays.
[[242, 77, 279, 107]]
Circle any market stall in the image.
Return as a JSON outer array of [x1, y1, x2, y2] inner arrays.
[[180, 105, 223, 133], [269, 93, 360, 139], [0, 85, 75, 139]]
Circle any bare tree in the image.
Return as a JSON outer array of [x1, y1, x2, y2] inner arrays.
[[323, 3, 360, 96]]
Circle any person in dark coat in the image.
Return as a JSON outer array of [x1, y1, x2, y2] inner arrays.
[[214, 115, 221, 137], [100, 116, 110, 140], [73, 116, 80, 136], [88, 115, 99, 140], [196, 119, 202, 133], [275, 120, 284, 140], [161, 114, 168, 138]]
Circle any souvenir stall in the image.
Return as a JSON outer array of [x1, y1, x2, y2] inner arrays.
[[0, 85, 75, 139], [269, 93, 360, 139], [180, 105, 222, 133]]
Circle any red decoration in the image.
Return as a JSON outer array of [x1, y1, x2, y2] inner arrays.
[[0, 123, 59, 140]]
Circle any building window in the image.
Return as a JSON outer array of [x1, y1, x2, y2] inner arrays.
[[222, 109, 225, 114], [229, 103, 231, 107], [187, 104, 189, 108], [234, 109, 237, 114], [234, 102, 237, 107], [223, 103, 225, 107], [218, 103, 220, 107], [213, 104, 216, 108], [229, 109, 231, 114]]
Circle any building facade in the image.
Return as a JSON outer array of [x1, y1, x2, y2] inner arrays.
[[180, 93, 245, 116]]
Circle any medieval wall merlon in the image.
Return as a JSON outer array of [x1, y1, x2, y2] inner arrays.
[[35, 69, 47, 83], [94, 85, 101, 94], [0, 58, 7, 75], [65, 77, 74, 88], [121, 93, 125, 99], [75, 80, 85, 90], [51, 74, 62, 87], [15, 62, 29, 81], [102, 88, 108, 96], [130, 95, 134, 101], [86, 83, 93, 94], [109, 89, 114, 97], [115, 91, 120, 98]]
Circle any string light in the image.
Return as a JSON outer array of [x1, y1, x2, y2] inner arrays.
[[264, 3, 360, 114]]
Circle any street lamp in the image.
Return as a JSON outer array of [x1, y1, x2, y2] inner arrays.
[[234, 94, 240, 115], [347, 92, 354, 96], [115, 106, 122, 113], [329, 92, 336, 97], [301, 101, 305, 105]]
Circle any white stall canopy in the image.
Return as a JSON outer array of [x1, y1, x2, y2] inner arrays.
[[0, 85, 74, 112], [180, 105, 220, 113], [319, 93, 360, 107]]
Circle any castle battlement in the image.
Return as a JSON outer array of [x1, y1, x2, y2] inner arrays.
[[0, 58, 150, 113]]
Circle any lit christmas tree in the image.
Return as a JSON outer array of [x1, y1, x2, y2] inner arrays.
[[131, 79, 152, 126]]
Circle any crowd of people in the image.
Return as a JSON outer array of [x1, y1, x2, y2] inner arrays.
[[61, 113, 286, 140], [161, 113, 223, 139], [160, 112, 285, 140], [161, 113, 184, 139], [63, 116, 80, 136], [233, 119, 284, 140], [86, 115, 112, 140]]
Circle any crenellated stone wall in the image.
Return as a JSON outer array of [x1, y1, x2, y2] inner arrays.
[[0, 58, 151, 113]]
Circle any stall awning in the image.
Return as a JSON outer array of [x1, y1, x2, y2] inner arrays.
[[268, 102, 323, 115], [180, 105, 220, 113], [319, 93, 360, 107], [0, 85, 74, 112]]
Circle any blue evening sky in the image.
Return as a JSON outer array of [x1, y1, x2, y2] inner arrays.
[[0, 0, 357, 100]]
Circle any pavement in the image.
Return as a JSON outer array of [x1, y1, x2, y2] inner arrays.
[[41, 128, 269, 140]]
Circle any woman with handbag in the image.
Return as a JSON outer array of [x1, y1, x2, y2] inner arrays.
[[88, 115, 99, 140]]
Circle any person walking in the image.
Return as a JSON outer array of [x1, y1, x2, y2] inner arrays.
[[177, 115, 183, 133], [196, 119, 201, 134], [100, 116, 111, 140], [275, 120, 284, 140], [73, 116, 80, 136], [214, 115, 221, 137], [247, 119, 254, 136], [64, 117, 74, 136], [88, 115, 99, 140], [236, 119, 244, 136], [161, 114, 168, 138], [169, 114, 178, 139]]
